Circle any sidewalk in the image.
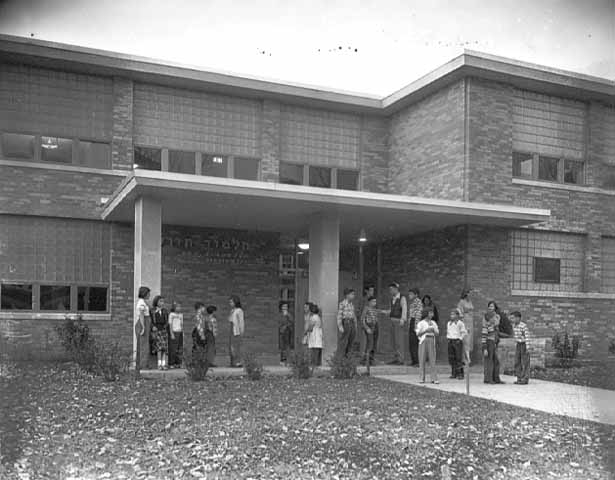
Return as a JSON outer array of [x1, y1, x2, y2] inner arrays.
[[376, 372, 615, 425]]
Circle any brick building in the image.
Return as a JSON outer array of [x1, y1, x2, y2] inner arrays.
[[0, 35, 613, 364]]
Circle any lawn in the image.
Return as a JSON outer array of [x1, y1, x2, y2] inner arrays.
[[1, 363, 614, 480], [530, 359, 615, 391]]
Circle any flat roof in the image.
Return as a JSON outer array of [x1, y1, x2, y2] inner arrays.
[[102, 170, 550, 245], [0, 34, 612, 115]]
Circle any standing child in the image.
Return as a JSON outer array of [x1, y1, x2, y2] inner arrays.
[[361, 296, 379, 366], [205, 305, 218, 367], [511, 311, 531, 384], [168, 302, 184, 368], [482, 310, 498, 384], [151, 295, 169, 370], [416, 308, 439, 384], [306, 303, 323, 366], [447, 308, 467, 379], [278, 301, 294, 365]]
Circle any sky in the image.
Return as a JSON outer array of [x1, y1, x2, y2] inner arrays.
[[0, 0, 613, 96]]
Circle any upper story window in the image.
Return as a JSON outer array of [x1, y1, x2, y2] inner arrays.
[[279, 162, 360, 190], [134, 146, 260, 181], [512, 151, 585, 186], [0, 131, 111, 169]]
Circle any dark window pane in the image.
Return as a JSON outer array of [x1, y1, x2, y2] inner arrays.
[[134, 146, 161, 170], [41, 137, 73, 164], [169, 150, 195, 174], [40, 285, 71, 311], [279, 162, 304, 185], [564, 160, 584, 184], [201, 154, 228, 177], [538, 156, 559, 182], [1, 133, 35, 159], [309, 166, 331, 188], [78, 286, 108, 312], [0, 284, 33, 310], [512, 152, 533, 178], [78, 141, 111, 169], [337, 169, 359, 190], [534, 257, 560, 283], [234, 157, 259, 180]]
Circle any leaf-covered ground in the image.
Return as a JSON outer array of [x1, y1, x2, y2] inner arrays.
[[530, 360, 615, 391], [1, 363, 614, 480]]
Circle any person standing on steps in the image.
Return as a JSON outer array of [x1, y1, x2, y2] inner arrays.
[[457, 289, 475, 366], [336, 288, 358, 358], [383, 282, 407, 365], [228, 295, 245, 368], [407, 288, 423, 367]]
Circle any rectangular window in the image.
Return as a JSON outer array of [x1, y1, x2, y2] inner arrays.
[[336, 169, 359, 190], [511, 230, 584, 292], [201, 154, 228, 177], [40, 285, 71, 311], [77, 286, 108, 312], [168, 150, 195, 174], [309, 166, 331, 188], [538, 156, 559, 182], [512, 152, 533, 178], [78, 141, 111, 169], [533, 257, 561, 283], [279, 162, 304, 185], [134, 146, 162, 170], [564, 160, 584, 185], [233, 157, 259, 180], [1, 133, 35, 159], [0, 284, 33, 310], [41, 137, 73, 164], [602, 237, 615, 293]]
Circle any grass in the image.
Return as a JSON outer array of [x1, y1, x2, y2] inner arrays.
[[529, 359, 615, 391], [1, 362, 614, 479]]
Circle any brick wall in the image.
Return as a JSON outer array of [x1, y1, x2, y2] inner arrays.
[[112, 77, 134, 170], [388, 80, 465, 200], [261, 100, 281, 183], [360, 115, 389, 193], [587, 101, 615, 190]]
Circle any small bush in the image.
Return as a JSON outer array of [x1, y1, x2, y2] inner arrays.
[[289, 350, 313, 379], [185, 349, 209, 381], [55, 316, 97, 371], [328, 351, 361, 379], [92, 342, 131, 381], [243, 353, 263, 381], [552, 331, 580, 367]]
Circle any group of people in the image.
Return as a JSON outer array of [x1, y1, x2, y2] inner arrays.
[[135, 286, 246, 370], [278, 300, 324, 366], [332, 284, 532, 385]]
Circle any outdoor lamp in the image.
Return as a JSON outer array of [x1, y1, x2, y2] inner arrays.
[[358, 228, 367, 243]]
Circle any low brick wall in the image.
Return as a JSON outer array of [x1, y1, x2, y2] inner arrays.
[[497, 337, 548, 372]]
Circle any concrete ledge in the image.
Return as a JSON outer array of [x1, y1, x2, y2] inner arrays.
[[512, 178, 615, 197], [511, 290, 615, 300], [0, 159, 129, 177], [0, 312, 111, 321]]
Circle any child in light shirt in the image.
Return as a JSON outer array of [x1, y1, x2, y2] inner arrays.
[[168, 302, 184, 368], [511, 311, 531, 385], [416, 308, 439, 384], [447, 308, 467, 379]]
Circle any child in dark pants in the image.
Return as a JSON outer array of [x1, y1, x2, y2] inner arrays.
[[361, 296, 379, 366], [511, 311, 531, 384], [482, 311, 498, 384], [447, 308, 467, 379]]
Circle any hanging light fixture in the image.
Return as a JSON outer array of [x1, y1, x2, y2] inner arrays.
[[358, 228, 367, 243], [297, 242, 310, 251], [41, 136, 59, 150]]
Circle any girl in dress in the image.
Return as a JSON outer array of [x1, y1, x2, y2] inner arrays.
[[457, 289, 474, 365], [151, 295, 170, 370], [168, 302, 184, 368], [228, 295, 245, 368], [306, 302, 323, 366], [135, 286, 151, 370]]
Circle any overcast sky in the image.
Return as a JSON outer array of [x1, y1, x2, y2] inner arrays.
[[0, 0, 613, 95]]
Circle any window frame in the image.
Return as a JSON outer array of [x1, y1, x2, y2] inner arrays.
[[0, 282, 110, 313], [512, 150, 585, 186], [0, 283, 34, 311], [278, 161, 361, 190], [533, 257, 561, 284]]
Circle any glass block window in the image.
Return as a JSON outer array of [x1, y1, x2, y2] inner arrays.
[[233, 157, 259, 180], [511, 230, 584, 292], [134, 146, 162, 170], [201, 154, 228, 177], [0, 283, 33, 310], [602, 237, 615, 293], [168, 150, 195, 174], [280, 162, 304, 185], [1, 133, 35, 159], [40, 285, 71, 311], [77, 141, 111, 169], [309, 166, 331, 188]]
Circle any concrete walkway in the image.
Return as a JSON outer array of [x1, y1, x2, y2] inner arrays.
[[376, 372, 615, 425]]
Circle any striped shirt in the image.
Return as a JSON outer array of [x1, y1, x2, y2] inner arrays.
[[408, 297, 423, 321], [481, 316, 497, 344], [513, 321, 530, 343]]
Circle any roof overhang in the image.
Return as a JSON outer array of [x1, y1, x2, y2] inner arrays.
[[0, 35, 612, 116], [102, 171, 550, 245]]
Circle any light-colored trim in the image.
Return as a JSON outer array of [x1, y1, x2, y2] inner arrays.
[[512, 178, 615, 196], [511, 290, 615, 300], [0, 158, 129, 177], [102, 169, 551, 222], [0, 312, 111, 321]]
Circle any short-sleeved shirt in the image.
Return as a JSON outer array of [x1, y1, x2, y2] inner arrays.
[[136, 298, 149, 318]]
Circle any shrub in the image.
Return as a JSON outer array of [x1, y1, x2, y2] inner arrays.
[[243, 352, 263, 381], [55, 315, 97, 372], [185, 349, 209, 381], [92, 342, 131, 381], [289, 349, 313, 379], [552, 331, 580, 367], [328, 350, 361, 379]]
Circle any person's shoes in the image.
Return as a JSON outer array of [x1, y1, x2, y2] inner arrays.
[[494, 380, 505, 384], [432, 380, 439, 384], [412, 363, 420, 368], [158, 366, 163, 370], [449, 375, 456, 379], [484, 380, 494, 384]]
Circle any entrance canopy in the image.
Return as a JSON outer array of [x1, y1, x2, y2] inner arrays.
[[102, 169, 550, 243], [102, 170, 550, 244]]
